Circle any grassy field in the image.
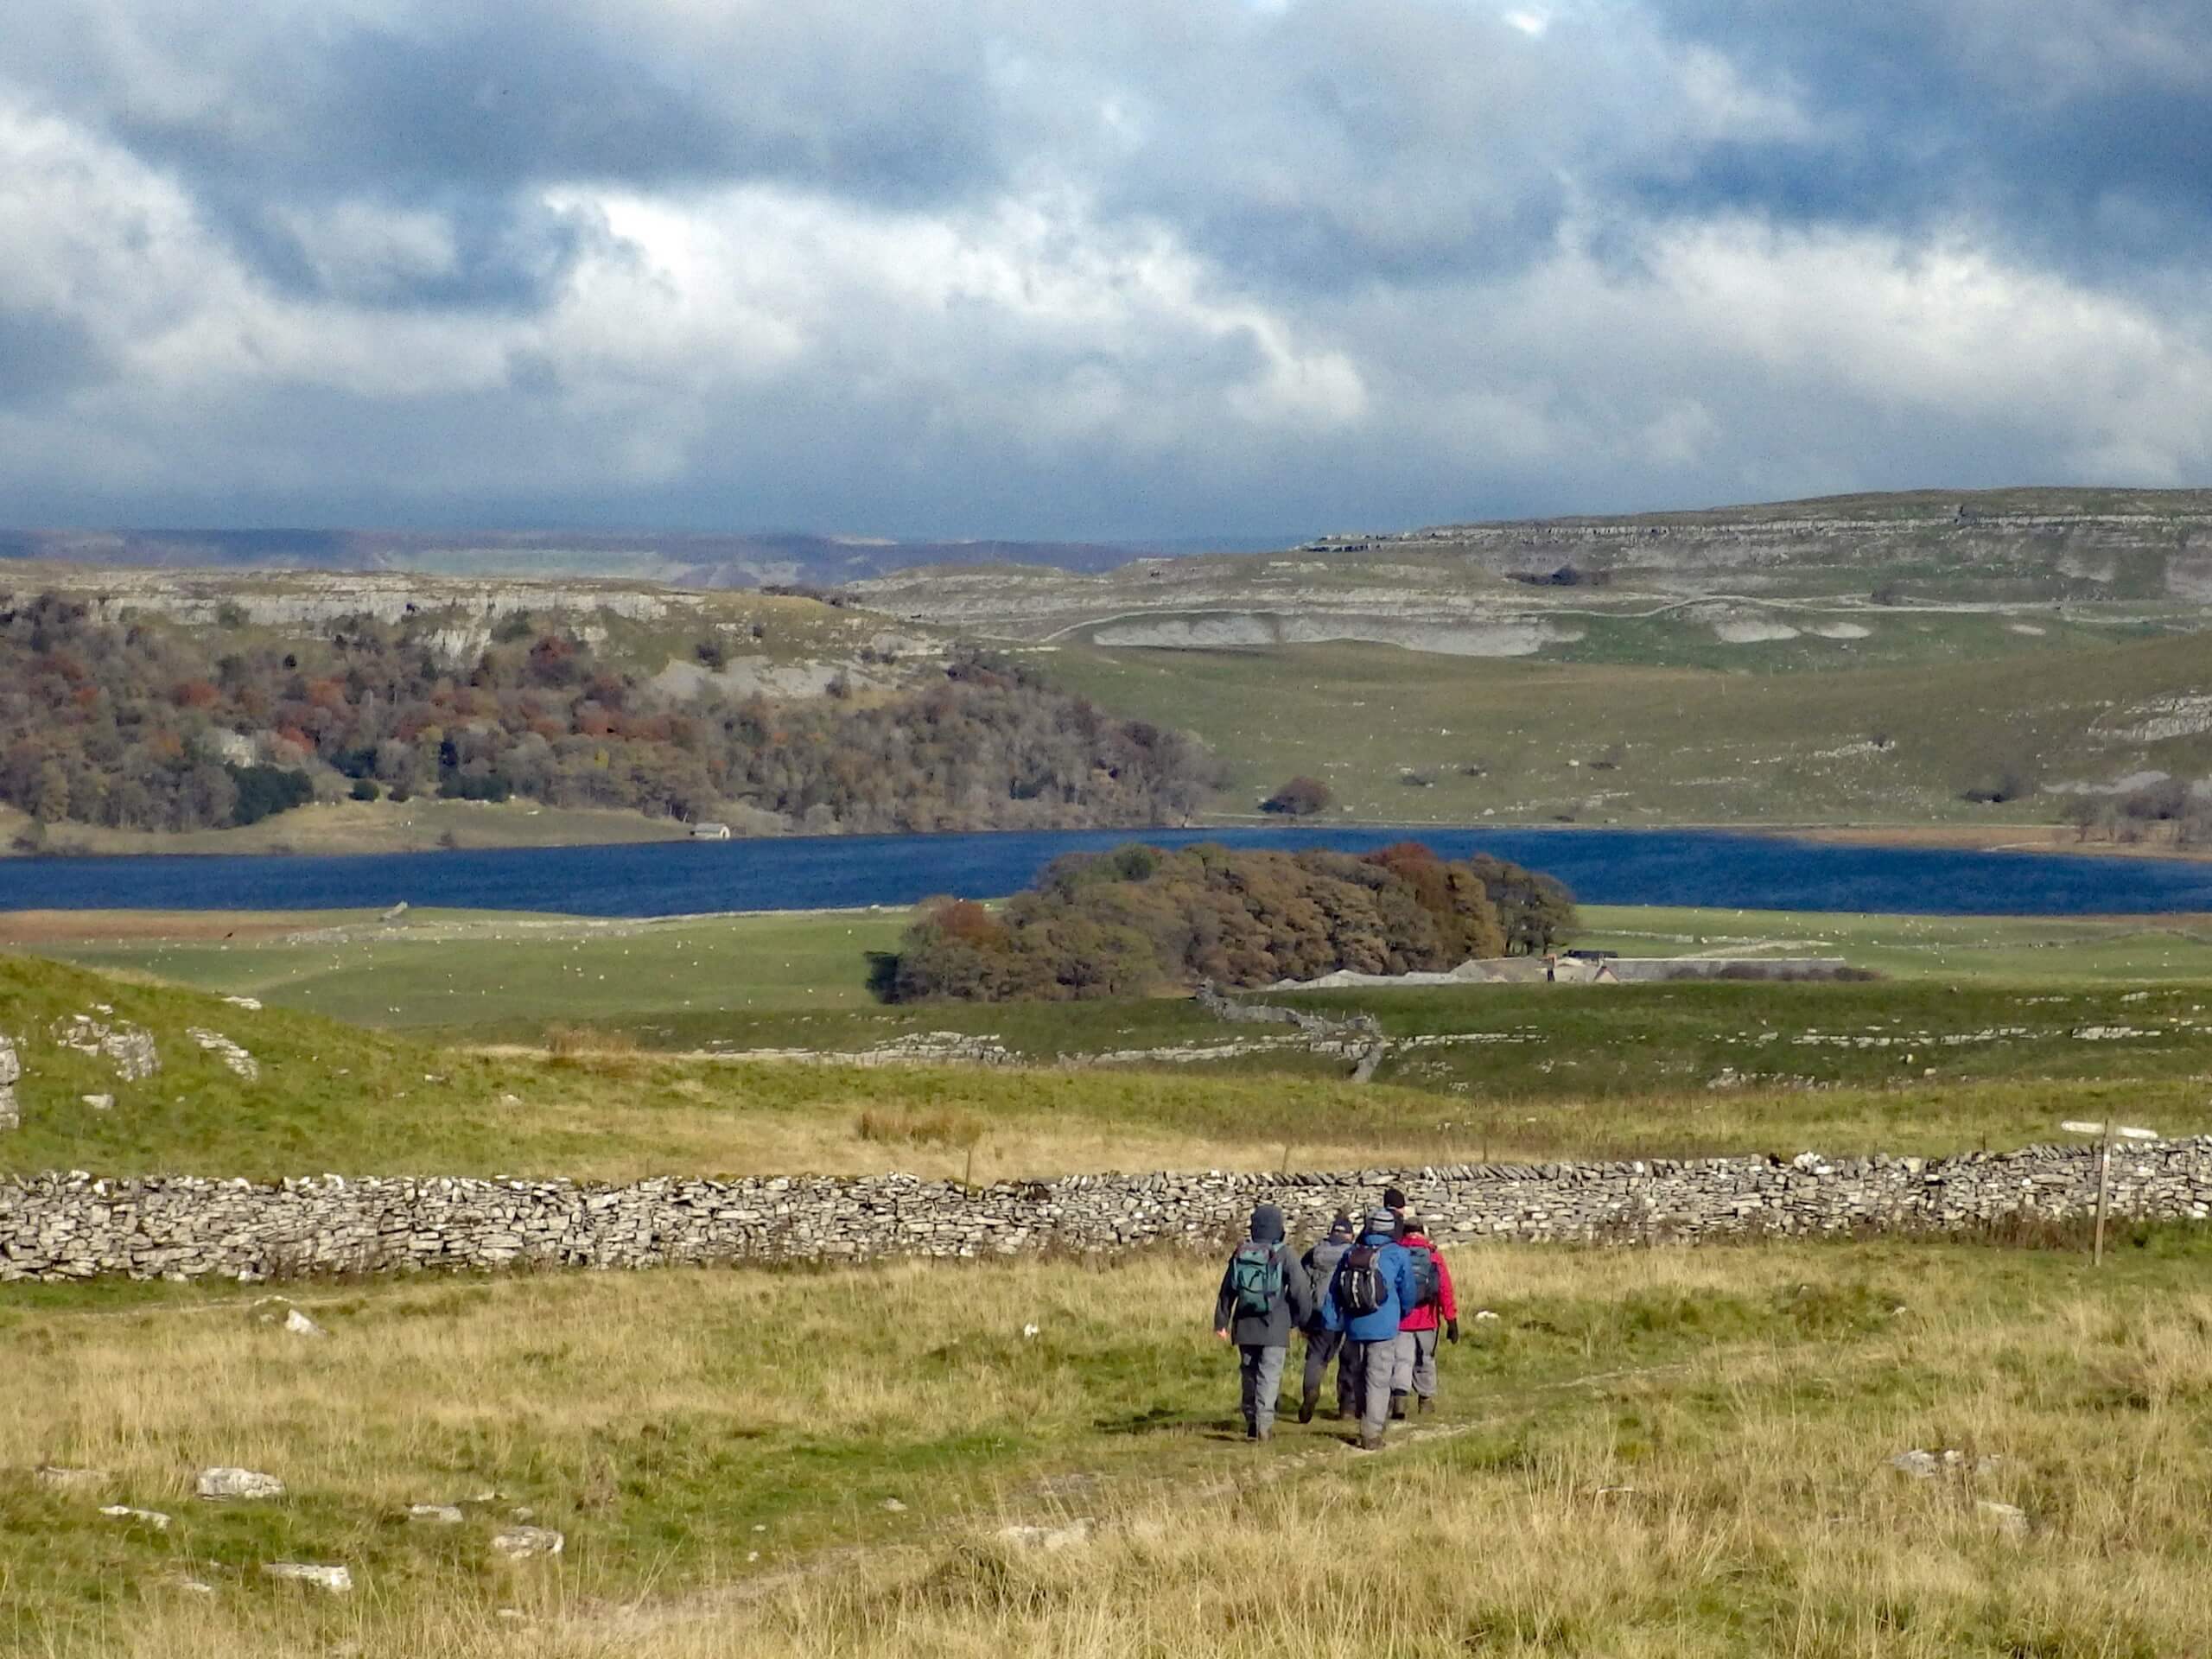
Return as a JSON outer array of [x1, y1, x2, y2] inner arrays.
[[8, 1232, 2212, 1656], [2, 908, 913, 1026], [10, 950, 2212, 1181], [1043, 632, 2212, 824], [24, 903, 2212, 1040]]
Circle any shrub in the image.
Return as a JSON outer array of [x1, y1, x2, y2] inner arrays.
[[1261, 776, 1332, 816], [349, 779, 381, 802], [226, 763, 313, 827]]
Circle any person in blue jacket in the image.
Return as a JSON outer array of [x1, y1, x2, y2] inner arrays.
[[1319, 1208, 1421, 1449]]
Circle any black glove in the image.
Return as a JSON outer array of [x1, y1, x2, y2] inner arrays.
[[1446, 1319, 1460, 1344]]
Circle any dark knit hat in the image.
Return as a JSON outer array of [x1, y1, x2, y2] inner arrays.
[[1383, 1185, 1408, 1211], [1327, 1211, 1356, 1238]]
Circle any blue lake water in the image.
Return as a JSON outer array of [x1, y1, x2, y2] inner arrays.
[[3, 827, 2212, 917]]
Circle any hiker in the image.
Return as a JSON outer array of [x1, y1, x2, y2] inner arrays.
[[1318, 1208, 1421, 1450], [1389, 1214, 1460, 1417], [1213, 1202, 1316, 1441], [1297, 1211, 1358, 1423], [1382, 1185, 1408, 1224]]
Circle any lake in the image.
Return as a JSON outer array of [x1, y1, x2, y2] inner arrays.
[[3, 826, 2212, 917]]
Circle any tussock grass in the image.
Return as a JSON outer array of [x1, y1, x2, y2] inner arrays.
[[9, 1236, 2212, 1654], [543, 1023, 639, 1063], [855, 1107, 986, 1149]]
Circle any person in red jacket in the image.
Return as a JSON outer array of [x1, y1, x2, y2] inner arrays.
[[1390, 1215, 1459, 1416]]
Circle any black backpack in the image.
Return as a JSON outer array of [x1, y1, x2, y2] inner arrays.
[[1406, 1243, 1440, 1310], [1336, 1243, 1388, 1318]]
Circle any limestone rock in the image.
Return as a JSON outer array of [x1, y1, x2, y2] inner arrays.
[[185, 1029, 258, 1083], [81, 1094, 114, 1111], [491, 1525, 564, 1560], [196, 1466, 285, 1500], [996, 1520, 1092, 1551], [261, 1562, 353, 1592], [0, 1036, 19, 1131], [52, 1014, 159, 1081], [1977, 1499, 2031, 1538], [408, 1503, 465, 1525], [35, 1465, 107, 1491], [99, 1504, 172, 1529], [881, 1497, 908, 1512]]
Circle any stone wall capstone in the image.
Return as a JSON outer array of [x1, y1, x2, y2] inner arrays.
[[7, 1140, 2212, 1282]]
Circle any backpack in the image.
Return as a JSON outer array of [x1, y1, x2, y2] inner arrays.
[[1336, 1243, 1388, 1318], [1229, 1242, 1284, 1319], [1406, 1243, 1440, 1311]]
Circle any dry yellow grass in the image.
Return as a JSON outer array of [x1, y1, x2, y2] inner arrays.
[[10, 1237, 2212, 1656]]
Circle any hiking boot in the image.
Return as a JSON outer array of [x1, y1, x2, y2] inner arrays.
[[1416, 1395, 1434, 1415], [1255, 1424, 1274, 1443], [1358, 1432, 1385, 1452], [1389, 1395, 1408, 1422], [1297, 1391, 1318, 1426]]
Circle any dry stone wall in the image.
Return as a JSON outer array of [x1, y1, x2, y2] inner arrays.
[[8, 1141, 2212, 1282]]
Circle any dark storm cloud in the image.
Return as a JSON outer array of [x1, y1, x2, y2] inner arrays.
[[1638, 1, 2212, 270]]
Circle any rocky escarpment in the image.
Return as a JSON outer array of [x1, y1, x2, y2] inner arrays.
[[7, 1141, 2209, 1281], [852, 490, 2212, 645]]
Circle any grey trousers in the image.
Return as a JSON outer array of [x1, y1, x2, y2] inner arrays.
[[1341, 1336, 1407, 1441], [1390, 1326, 1440, 1399], [1301, 1328, 1355, 1412], [1238, 1344, 1288, 1434]]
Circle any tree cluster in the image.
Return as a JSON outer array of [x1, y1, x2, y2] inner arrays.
[[880, 840, 1577, 1001], [2063, 778, 2212, 846], [0, 594, 1224, 836]]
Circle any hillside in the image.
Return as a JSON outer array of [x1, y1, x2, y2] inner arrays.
[[855, 487, 2212, 661], [1044, 632, 2212, 826], [0, 527, 1154, 586], [0, 579, 1219, 849]]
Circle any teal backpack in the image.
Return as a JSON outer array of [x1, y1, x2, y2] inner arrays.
[[1229, 1242, 1285, 1319]]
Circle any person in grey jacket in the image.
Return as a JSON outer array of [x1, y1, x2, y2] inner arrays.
[[1213, 1202, 1316, 1440], [1297, 1211, 1357, 1423]]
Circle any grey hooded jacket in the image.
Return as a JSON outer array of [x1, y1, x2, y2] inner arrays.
[[1213, 1204, 1316, 1346]]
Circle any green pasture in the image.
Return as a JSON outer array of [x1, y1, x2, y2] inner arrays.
[[10, 949, 2212, 1179], [1042, 632, 2212, 824], [29, 903, 2212, 1049]]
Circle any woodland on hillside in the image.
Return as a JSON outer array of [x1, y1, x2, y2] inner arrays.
[[880, 841, 1577, 1001], [0, 593, 1224, 838]]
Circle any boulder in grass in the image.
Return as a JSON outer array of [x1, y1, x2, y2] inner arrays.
[[261, 1563, 353, 1593], [34, 1465, 107, 1492], [99, 1505, 172, 1530], [491, 1526, 564, 1560], [995, 1520, 1093, 1552], [196, 1466, 285, 1501], [408, 1504, 465, 1525]]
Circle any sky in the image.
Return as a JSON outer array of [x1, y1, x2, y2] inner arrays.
[[2, 0, 2209, 541]]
